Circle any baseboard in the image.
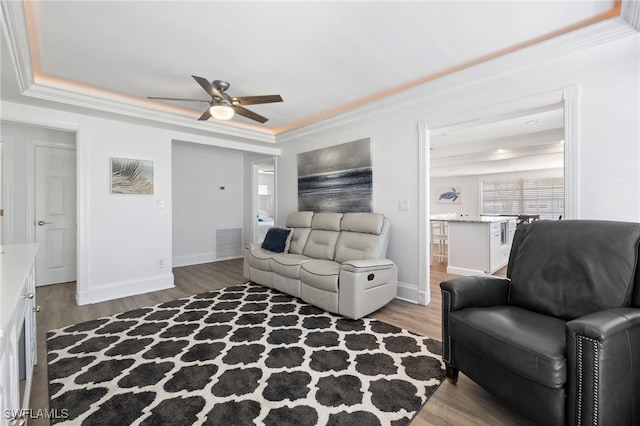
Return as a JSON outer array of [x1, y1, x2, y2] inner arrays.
[[76, 273, 175, 305], [446, 266, 487, 276], [395, 281, 418, 304], [173, 253, 243, 268], [173, 252, 217, 268], [395, 281, 432, 306]]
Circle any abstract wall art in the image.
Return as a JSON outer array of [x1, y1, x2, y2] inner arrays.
[[297, 138, 372, 212]]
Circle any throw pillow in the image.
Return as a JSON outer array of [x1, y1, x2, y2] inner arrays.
[[261, 228, 292, 253]]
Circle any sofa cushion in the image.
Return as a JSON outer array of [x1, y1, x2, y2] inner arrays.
[[261, 228, 292, 253], [341, 212, 384, 234], [300, 260, 341, 292], [450, 305, 567, 389], [311, 212, 343, 231], [303, 230, 340, 260], [286, 211, 314, 228], [286, 212, 314, 255], [288, 228, 311, 255], [271, 253, 312, 279], [335, 232, 382, 264]]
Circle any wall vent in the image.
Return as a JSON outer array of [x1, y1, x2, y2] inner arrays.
[[216, 228, 242, 258]]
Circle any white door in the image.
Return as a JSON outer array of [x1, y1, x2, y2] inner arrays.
[[34, 146, 76, 286]]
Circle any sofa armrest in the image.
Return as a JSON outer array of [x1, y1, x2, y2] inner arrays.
[[338, 260, 398, 320], [440, 276, 510, 312], [244, 242, 262, 252], [566, 308, 640, 426], [340, 258, 395, 273]]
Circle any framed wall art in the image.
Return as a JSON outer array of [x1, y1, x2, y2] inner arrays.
[[436, 186, 462, 204], [297, 138, 372, 212], [111, 157, 154, 194]]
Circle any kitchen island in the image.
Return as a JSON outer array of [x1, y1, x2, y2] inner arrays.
[[446, 216, 517, 276]]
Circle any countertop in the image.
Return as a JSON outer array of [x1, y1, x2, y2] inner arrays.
[[434, 216, 518, 223]]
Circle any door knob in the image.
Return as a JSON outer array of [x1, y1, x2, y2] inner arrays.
[[37, 220, 52, 226]]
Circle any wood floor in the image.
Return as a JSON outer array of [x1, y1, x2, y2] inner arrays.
[[30, 258, 535, 426]]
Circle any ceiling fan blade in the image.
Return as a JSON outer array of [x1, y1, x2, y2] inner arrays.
[[198, 108, 212, 121], [232, 95, 283, 106], [192, 75, 223, 99], [232, 105, 268, 123], [147, 96, 209, 103]]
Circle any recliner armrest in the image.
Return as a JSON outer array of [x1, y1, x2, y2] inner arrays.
[[566, 308, 640, 426], [340, 259, 395, 273], [440, 276, 510, 312], [567, 307, 640, 341], [245, 242, 262, 252], [440, 276, 510, 369]]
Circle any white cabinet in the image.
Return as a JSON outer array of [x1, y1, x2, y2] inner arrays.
[[1, 244, 38, 426], [447, 218, 516, 276]]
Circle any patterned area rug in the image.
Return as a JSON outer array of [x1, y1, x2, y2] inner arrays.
[[47, 283, 445, 425]]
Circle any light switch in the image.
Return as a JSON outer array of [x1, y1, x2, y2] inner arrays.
[[398, 200, 409, 211], [156, 200, 164, 209]]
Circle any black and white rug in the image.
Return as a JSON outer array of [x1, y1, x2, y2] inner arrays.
[[47, 283, 445, 425]]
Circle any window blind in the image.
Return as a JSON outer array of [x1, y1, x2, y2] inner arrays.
[[481, 177, 564, 220]]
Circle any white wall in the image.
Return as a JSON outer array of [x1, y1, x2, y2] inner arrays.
[[276, 33, 640, 303], [73, 117, 174, 304], [276, 109, 423, 301], [172, 141, 244, 266], [431, 168, 564, 217]]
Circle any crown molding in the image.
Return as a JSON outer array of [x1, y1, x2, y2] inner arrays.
[[3, 1, 636, 146], [1, 0, 33, 93], [1, 0, 276, 144], [276, 16, 636, 143], [22, 82, 277, 143], [622, 0, 640, 31]]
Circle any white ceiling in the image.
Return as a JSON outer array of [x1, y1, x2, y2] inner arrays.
[[0, 0, 627, 175]]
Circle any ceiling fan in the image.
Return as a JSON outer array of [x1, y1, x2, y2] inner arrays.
[[147, 75, 283, 123]]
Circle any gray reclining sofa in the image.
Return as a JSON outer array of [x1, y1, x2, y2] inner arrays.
[[243, 211, 398, 319]]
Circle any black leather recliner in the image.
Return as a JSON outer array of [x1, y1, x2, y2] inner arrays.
[[440, 220, 640, 425]]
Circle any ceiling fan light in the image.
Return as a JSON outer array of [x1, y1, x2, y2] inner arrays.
[[210, 104, 234, 120]]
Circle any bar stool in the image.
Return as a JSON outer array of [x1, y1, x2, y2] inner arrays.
[[430, 220, 448, 264]]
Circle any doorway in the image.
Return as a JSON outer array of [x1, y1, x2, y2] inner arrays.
[[252, 157, 276, 243], [0, 120, 78, 287], [419, 87, 578, 304]]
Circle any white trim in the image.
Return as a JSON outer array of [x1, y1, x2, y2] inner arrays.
[[563, 86, 580, 219], [276, 18, 634, 142], [3, 0, 632, 144], [0, 0, 33, 93], [76, 124, 90, 305], [395, 281, 419, 304], [0, 112, 87, 305], [1, 140, 16, 244], [25, 84, 278, 144], [173, 252, 217, 268], [417, 122, 430, 306], [77, 273, 174, 305], [622, 0, 640, 32], [446, 266, 490, 277]]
